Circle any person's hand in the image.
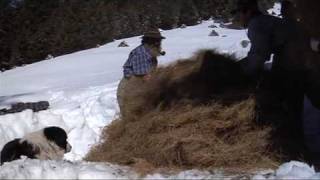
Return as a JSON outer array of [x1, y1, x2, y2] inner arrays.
[[143, 74, 151, 81], [311, 38, 320, 52]]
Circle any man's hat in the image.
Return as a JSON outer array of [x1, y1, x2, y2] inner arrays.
[[142, 29, 166, 39], [231, 0, 258, 14]]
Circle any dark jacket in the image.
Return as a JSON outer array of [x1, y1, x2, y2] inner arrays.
[[242, 14, 306, 76], [243, 14, 306, 127]]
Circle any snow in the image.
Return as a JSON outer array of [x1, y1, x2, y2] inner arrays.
[[253, 161, 320, 180], [0, 3, 318, 179], [2, 159, 320, 179], [0, 84, 119, 161], [0, 158, 137, 179]]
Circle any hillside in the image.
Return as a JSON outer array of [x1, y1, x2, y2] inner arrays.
[[0, 0, 275, 70]]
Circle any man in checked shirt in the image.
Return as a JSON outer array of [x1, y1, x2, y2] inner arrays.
[[117, 29, 166, 119]]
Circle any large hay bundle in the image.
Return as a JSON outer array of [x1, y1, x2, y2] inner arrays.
[[123, 50, 255, 114], [86, 50, 281, 171]]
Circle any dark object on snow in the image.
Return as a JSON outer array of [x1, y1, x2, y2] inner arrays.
[[209, 30, 219, 37], [219, 23, 243, 30], [180, 24, 187, 29], [0, 62, 13, 72], [118, 41, 129, 47], [208, 24, 218, 28], [45, 54, 54, 60], [0, 101, 50, 116], [160, 51, 166, 56], [240, 40, 250, 48], [214, 18, 229, 24]]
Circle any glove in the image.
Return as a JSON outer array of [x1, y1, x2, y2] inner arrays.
[[311, 38, 320, 52]]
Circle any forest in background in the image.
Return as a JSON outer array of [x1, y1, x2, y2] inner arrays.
[[0, 0, 275, 70]]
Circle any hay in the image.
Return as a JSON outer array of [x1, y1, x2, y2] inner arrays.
[[85, 50, 283, 171], [86, 100, 277, 170], [142, 50, 255, 109], [86, 2, 320, 171]]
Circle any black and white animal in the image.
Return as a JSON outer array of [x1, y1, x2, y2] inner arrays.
[[0, 126, 72, 165]]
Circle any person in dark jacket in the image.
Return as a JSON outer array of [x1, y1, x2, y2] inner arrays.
[[234, 0, 320, 169], [281, 0, 320, 169], [233, 0, 304, 127], [303, 42, 320, 169]]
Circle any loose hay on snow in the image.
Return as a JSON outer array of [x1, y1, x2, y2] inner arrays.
[[85, 50, 280, 171]]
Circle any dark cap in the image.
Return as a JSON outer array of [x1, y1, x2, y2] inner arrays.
[[142, 29, 166, 39], [231, 0, 258, 14]]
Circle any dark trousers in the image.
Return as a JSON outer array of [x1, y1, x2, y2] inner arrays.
[[304, 95, 320, 165], [304, 96, 320, 151], [255, 69, 304, 131]]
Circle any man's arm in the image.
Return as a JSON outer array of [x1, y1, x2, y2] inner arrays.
[[243, 21, 273, 77], [311, 38, 320, 53]]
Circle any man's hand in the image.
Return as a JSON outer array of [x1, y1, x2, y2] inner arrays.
[[311, 38, 320, 52], [143, 74, 151, 81]]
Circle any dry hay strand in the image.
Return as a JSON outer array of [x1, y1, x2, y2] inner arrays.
[[86, 50, 281, 172]]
